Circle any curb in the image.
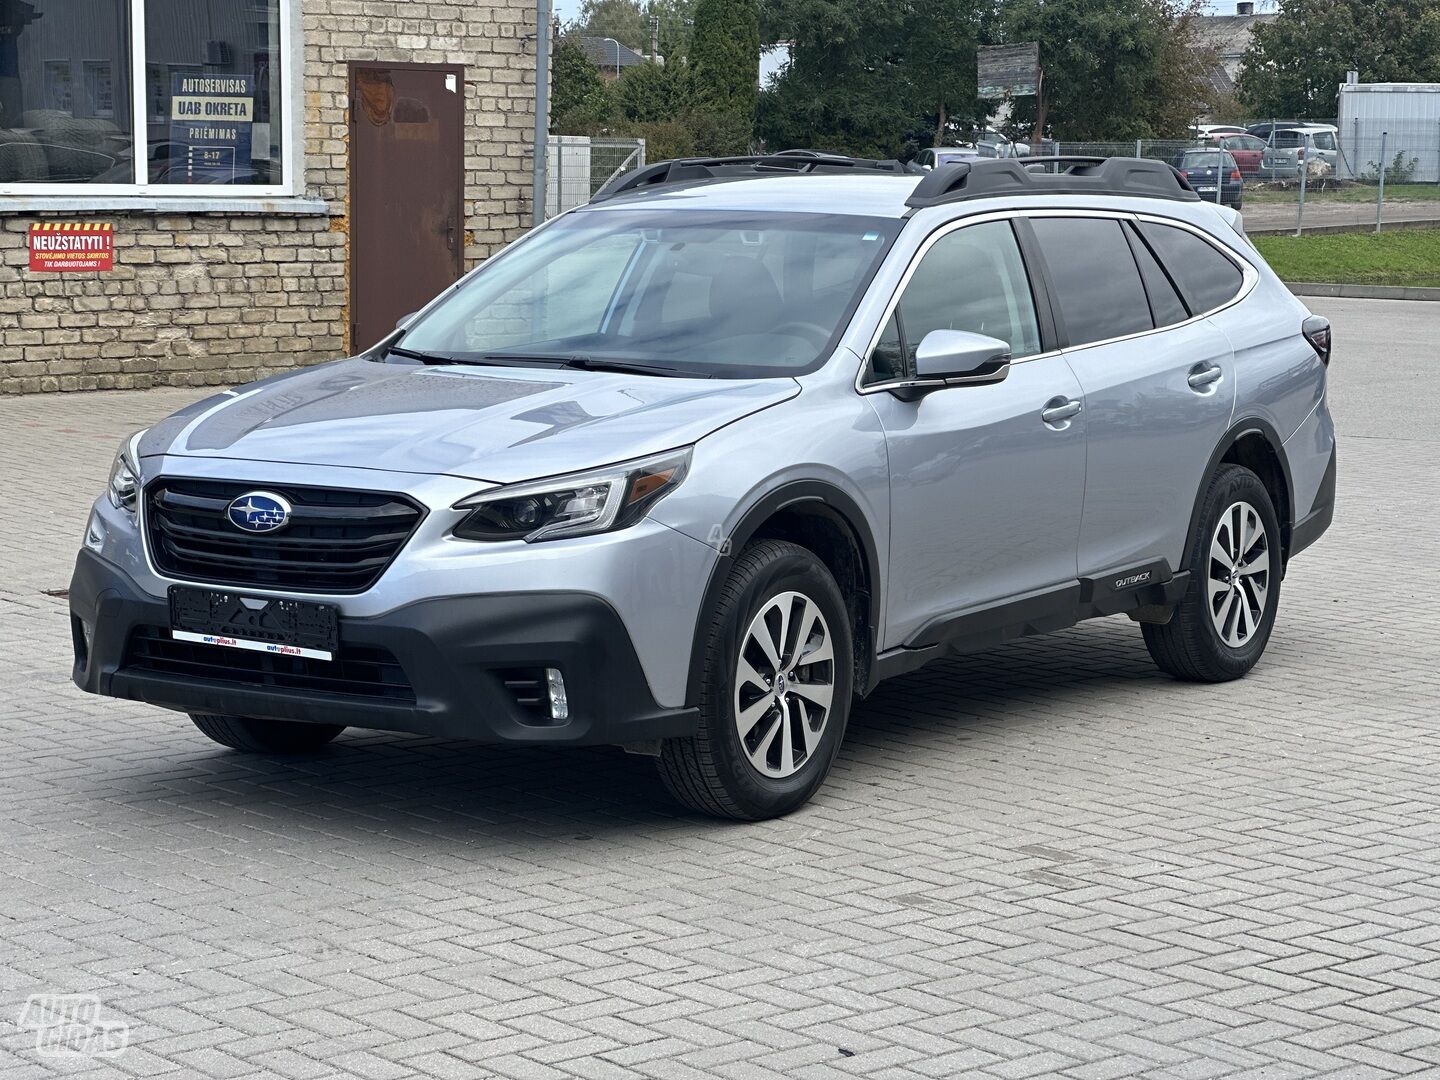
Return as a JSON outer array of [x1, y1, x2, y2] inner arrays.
[[1284, 282, 1440, 301]]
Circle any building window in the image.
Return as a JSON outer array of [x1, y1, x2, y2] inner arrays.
[[0, 0, 289, 194]]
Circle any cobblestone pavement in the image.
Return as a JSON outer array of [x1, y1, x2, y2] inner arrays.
[[2, 298, 1438, 1079]]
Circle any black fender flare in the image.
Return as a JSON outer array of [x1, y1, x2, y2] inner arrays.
[[683, 481, 883, 708], [1185, 415, 1296, 565]]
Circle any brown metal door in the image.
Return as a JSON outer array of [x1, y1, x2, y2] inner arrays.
[[349, 62, 464, 351]]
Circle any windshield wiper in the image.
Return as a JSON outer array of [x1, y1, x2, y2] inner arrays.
[[559, 356, 702, 378], [388, 347, 560, 369], [391, 347, 702, 378], [387, 345, 462, 364]]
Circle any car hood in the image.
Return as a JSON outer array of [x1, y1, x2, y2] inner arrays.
[[139, 358, 799, 484]]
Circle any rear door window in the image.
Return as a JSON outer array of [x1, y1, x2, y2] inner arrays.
[[1311, 131, 1337, 151], [1029, 216, 1152, 346], [1136, 221, 1245, 315]]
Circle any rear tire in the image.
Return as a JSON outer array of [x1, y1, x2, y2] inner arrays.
[[189, 713, 345, 753], [1143, 464, 1281, 682], [658, 540, 853, 820]]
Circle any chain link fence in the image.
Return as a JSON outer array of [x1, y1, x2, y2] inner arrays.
[[545, 136, 646, 218], [1050, 119, 1440, 235]]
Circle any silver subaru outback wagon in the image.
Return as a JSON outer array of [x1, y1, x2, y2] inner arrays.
[[71, 154, 1336, 820]]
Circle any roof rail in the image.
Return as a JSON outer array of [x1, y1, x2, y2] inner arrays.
[[590, 149, 913, 204], [906, 156, 1199, 209]]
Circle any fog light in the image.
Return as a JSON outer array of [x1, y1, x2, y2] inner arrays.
[[84, 513, 106, 551], [71, 616, 92, 671], [545, 667, 569, 721]]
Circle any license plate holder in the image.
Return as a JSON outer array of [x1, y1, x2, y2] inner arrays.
[[169, 586, 339, 661]]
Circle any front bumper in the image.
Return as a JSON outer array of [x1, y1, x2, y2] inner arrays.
[[69, 548, 699, 746]]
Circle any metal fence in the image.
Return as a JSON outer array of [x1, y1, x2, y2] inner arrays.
[[545, 136, 646, 218], [1050, 119, 1440, 235]]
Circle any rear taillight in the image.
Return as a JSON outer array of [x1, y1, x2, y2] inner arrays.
[[1303, 316, 1331, 366], [1230, 169, 1241, 181]]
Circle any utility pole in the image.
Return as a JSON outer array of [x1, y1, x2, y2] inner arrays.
[[532, 0, 550, 227]]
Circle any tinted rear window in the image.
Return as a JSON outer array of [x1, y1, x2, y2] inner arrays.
[[1136, 221, 1245, 315], [1031, 217, 1152, 346]]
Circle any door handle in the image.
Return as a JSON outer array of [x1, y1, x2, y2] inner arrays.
[[1041, 398, 1082, 425], [1188, 363, 1223, 390]]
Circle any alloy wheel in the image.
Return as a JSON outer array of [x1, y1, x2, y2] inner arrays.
[[733, 591, 836, 779], [1208, 500, 1270, 648]]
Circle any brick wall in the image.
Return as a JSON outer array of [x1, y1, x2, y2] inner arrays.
[[0, 0, 537, 394]]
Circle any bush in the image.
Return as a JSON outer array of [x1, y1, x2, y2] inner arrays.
[[1360, 151, 1421, 184]]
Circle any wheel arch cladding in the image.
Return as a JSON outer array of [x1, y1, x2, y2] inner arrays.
[[685, 482, 881, 707], [1192, 419, 1295, 565]]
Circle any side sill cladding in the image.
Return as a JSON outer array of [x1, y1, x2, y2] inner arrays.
[[683, 482, 884, 706]]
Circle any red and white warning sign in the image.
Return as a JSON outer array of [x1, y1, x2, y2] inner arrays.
[[28, 223, 114, 273]]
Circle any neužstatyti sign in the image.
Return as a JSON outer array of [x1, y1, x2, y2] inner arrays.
[[977, 43, 1040, 98], [169, 74, 255, 183], [28, 224, 114, 273]]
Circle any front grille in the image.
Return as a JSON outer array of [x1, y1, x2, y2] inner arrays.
[[145, 478, 424, 593], [124, 626, 416, 703]]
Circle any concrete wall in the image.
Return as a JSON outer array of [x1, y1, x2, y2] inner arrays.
[[0, 0, 538, 394]]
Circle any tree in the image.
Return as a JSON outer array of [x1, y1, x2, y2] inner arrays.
[[572, 0, 650, 50], [1237, 0, 1440, 119], [691, 0, 760, 120], [906, 0, 985, 145], [551, 34, 612, 126], [998, 0, 1208, 141], [615, 57, 693, 122], [756, 0, 987, 158]]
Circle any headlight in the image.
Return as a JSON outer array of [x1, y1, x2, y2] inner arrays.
[[453, 448, 691, 542], [106, 430, 146, 513]]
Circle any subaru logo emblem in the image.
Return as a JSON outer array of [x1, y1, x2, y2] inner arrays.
[[226, 491, 292, 534]]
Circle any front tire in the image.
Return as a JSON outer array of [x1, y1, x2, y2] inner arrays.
[[1143, 464, 1281, 682], [658, 540, 853, 820], [190, 713, 345, 753]]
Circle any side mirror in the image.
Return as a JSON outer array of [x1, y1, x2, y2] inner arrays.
[[913, 329, 1011, 383], [890, 330, 1011, 401], [395, 311, 418, 331]]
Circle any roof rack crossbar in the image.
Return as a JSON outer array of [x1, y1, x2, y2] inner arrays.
[[905, 156, 1199, 209], [590, 149, 911, 204]]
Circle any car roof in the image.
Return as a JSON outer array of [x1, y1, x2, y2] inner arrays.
[[575, 174, 924, 218], [579, 159, 1225, 229]]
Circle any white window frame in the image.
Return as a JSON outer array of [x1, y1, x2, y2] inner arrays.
[[0, 0, 304, 203]]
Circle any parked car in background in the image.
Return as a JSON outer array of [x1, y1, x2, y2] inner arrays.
[[914, 146, 984, 169], [977, 130, 1030, 158], [1171, 148, 1245, 208], [1193, 124, 1248, 140], [1248, 123, 1340, 178], [1200, 133, 1268, 177]]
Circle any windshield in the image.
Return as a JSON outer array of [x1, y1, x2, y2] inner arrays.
[[398, 208, 904, 378]]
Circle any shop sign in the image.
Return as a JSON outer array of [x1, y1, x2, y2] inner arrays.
[[28, 223, 114, 273], [169, 74, 255, 183]]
